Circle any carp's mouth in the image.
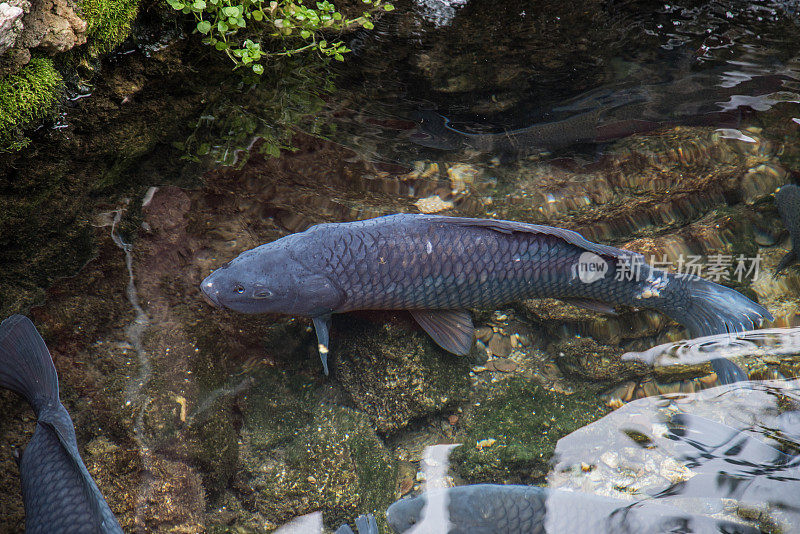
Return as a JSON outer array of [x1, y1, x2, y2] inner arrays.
[[200, 286, 220, 308]]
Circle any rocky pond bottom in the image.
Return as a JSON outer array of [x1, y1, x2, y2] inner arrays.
[[1, 118, 799, 532]]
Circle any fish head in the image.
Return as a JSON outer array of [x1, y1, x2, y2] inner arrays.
[[200, 241, 343, 316], [386, 494, 425, 532]]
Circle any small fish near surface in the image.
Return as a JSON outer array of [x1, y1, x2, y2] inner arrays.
[[200, 214, 772, 380], [0, 315, 123, 534], [385, 484, 759, 533], [774, 183, 800, 276]]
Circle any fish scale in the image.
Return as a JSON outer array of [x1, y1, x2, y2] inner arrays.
[[386, 484, 760, 533], [201, 214, 772, 377], [21, 414, 103, 533]]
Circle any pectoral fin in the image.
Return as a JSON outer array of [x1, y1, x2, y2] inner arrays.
[[410, 309, 474, 356], [562, 298, 618, 315], [312, 314, 332, 375]]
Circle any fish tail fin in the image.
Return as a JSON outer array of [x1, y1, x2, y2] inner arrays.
[[335, 515, 378, 534], [355, 514, 378, 534], [660, 274, 773, 338], [0, 315, 60, 416], [657, 275, 773, 384], [772, 249, 797, 278], [709, 357, 749, 384]]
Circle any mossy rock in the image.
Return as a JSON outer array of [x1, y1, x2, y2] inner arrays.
[[554, 336, 649, 382], [79, 0, 140, 54], [238, 378, 396, 532], [452, 378, 610, 483], [333, 314, 473, 432], [240, 368, 317, 451], [0, 57, 62, 151]]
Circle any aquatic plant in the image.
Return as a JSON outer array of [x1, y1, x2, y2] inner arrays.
[[176, 56, 334, 165], [0, 57, 63, 152], [167, 0, 393, 74]]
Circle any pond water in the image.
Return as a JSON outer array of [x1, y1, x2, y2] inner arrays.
[[1, 0, 800, 532]]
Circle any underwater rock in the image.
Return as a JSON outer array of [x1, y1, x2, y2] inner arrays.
[[451, 378, 609, 483], [522, 298, 667, 345], [237, 386, 396, 531], [492, 126, 788, 245], [554, 336, 648, 382], [334, 314, 473, 432], [85, 443, 207, 533]]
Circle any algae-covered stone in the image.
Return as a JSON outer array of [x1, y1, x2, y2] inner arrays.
[[522, 298, 667, 345], [240, 368, 316, 451], [333, 315, 473, 432], [238, 378, 396, 531], [452, 378, 610, 483], [554, 336, 649, 382]]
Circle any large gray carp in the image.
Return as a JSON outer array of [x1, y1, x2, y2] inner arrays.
[[201, 214, 771, 378], [0, 315, 123, 533]]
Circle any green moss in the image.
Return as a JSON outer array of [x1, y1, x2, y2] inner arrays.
[[79, 0, 140, 54], [241, 393, 396, 531], [0, 57, 63, 151], [452, 378, 610, 483], [334, 316, 473, 432]]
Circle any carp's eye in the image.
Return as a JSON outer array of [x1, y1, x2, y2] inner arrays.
[[234, 284, 245, 294]]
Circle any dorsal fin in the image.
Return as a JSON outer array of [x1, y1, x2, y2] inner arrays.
[[419, 216, 641, 262]]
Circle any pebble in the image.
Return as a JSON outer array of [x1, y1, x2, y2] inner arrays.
[[485, 358, 518, 373], [414, 195, 454, 213], [476, 438, 496, 450], [447, 163, 480, 193], [659, 457, 692, 484], [475, 326, 494, 342], [487, 335, 511, 358], [600, 452, 619, 469], [398, 478, 414, 495]]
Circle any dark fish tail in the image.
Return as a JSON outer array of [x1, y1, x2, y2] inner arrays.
[[773, 249, 797, 278], [654, 274, 773, 384], [335, 514, 378, 534], [1, 315, 124, 533], [657, 274, 772, 337], [775, 183, 800, 276], [0, 314, 59, 416]]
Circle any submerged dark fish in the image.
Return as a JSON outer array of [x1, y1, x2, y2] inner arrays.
[[410, 108, 632, 155], [410, 74, 788, 158], [200, 214, 771, 378], [0, 315, 123, 534], [385, 484, 759, 533], [774, 183, 800, 276]]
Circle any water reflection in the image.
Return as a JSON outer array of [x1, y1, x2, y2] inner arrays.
[[320, 0, 800, 166], [551, 379, 800, 532], [623, 327, 800, 368]]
